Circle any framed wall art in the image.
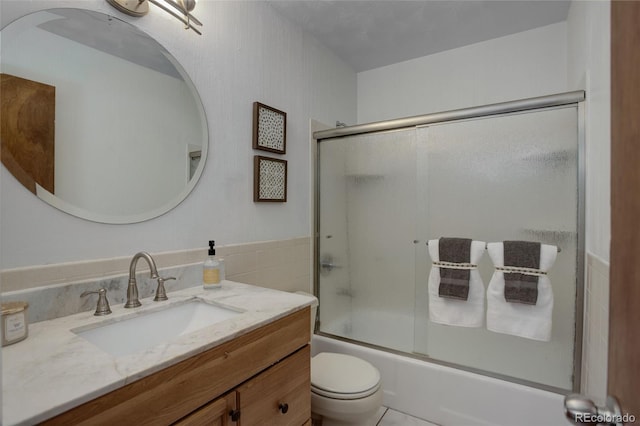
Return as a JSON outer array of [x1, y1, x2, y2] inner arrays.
[[253, 102, 286, 154], [253, 156, 287, 202]]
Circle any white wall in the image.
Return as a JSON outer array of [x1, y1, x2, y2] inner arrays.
[[0, 0, 357, 269], [357, 22, 568, 124], [567, 0, 611, 404], [567, 0, 611, 262]]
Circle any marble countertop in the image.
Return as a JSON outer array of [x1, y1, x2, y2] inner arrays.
[[2, 281, 315, 426]]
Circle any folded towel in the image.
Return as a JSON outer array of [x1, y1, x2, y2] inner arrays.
[[503, 241, 540, 305], [486, 242, 557, 341], [428, 239, 486, 327], [438, 237, 472, 300]]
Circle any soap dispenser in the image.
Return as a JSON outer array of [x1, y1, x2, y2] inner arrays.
[[203, 240, 221, 289]]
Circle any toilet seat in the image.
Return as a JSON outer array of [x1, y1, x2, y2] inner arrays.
[[311, 352, 381, 400]]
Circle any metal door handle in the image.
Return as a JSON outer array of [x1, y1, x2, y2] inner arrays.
[[564, 394, 624, 425], [320, 261, 342, 271], [320, 255, 342, 273]]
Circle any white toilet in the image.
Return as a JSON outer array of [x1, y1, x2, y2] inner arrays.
[[302, 294, 383, 426]]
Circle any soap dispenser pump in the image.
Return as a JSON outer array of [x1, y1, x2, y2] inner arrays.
[[203, 240, 221, 289]]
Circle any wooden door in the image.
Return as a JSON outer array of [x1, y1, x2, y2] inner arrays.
[[609, 0, 640, 417], [0, 73, 55, 194]]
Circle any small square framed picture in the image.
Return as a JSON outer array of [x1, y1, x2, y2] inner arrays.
[[253, 156, 287, 202], [253, 102, 286, 154]]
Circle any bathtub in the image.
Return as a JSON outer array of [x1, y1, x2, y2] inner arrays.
[[311, 334, 572, 426]]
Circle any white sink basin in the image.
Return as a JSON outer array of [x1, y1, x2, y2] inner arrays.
[[73, 299, 241, 357]]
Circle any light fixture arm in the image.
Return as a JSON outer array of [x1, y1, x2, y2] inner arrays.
[[106, 0, 203, 35], [164, 0, 203, 26], [147, 0, 202, 34]]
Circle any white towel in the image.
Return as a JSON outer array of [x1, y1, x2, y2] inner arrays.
[[486, 242, 557, 341], [427, 239, 486, 327]]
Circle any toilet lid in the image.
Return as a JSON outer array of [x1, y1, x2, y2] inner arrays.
[[311, 353, 381, 399]]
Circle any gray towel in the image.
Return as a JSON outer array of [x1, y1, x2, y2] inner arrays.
[[438, 237, 472, 301], [503, 241, 541, 305]]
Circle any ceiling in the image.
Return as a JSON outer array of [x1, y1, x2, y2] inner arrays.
[[267, 0, 571, 72]]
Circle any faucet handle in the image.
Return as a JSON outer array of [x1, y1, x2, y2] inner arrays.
[[80, 288, 112, 316], [154, 276, 176, 302]]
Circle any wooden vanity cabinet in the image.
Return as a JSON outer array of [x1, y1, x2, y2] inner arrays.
[[176, 346, 311, 426], [236, 345, 310, 426], [42, 307, 311, 426]]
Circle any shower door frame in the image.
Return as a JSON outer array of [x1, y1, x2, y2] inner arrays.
[[313, 91, 586, 394]]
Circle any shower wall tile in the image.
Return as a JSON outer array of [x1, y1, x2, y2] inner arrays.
[[582, 253, 609, 405]]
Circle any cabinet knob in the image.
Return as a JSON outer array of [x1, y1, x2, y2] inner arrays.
[[229, 409, 240, 422], [279, 403, 289, 414]]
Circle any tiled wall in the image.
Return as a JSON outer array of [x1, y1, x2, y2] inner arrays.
[[1, 237, 312, 293], [221, 237, 312, 293], [0, 237, 312, 322], [582, 253, 609, 404]]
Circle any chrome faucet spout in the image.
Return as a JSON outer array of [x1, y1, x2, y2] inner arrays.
[[125, 251, 160, 308]]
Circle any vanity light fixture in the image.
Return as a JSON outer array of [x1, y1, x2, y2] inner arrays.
[[106, 0, 203, 34]]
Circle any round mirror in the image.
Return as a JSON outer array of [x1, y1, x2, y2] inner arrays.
[[0, 8, 208, 223]]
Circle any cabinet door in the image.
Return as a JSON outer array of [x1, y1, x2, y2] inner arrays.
[[237, 345, 310, 426], [174, 392, 237, 426]]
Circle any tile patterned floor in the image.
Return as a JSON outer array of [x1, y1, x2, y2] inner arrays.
[[375, 407, 439, 426]]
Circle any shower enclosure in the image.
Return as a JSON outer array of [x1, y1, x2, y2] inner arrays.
[[315, 92, 584, 392]]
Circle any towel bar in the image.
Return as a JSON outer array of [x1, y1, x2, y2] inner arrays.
[[425, 241, 561, 253]]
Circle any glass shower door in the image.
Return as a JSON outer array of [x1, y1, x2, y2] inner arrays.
[[413, 106, 579, 390], [317, 129, 417, 353]]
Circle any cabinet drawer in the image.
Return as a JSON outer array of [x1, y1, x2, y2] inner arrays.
[[237, 345, 310, 426], [174, 392, 237, 426]]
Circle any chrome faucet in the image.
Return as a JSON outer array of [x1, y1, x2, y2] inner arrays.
[[125, 252, 159, 308]]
